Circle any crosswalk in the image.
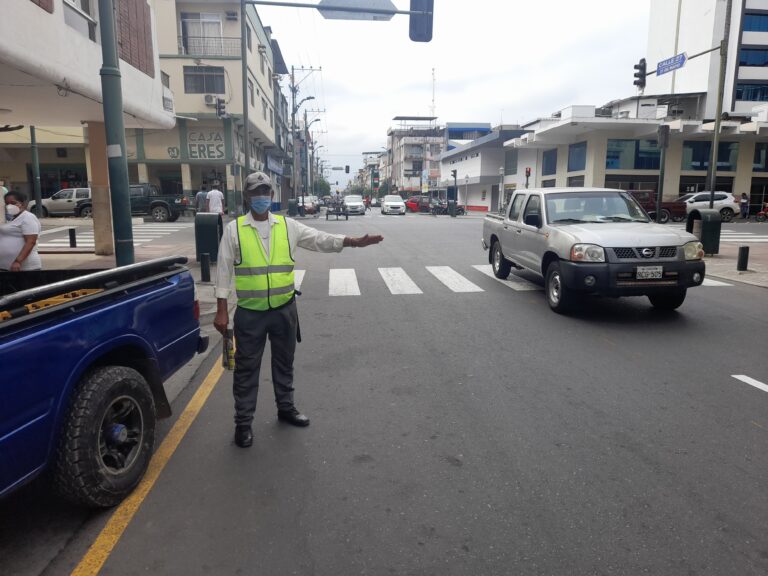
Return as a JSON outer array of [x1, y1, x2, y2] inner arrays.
[[38, 223, 194, 248], [669, 224, 768, 243], [289, 265, 731, 297]]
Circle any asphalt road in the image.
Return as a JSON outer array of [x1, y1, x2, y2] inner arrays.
[[2, 210, 767, 576]]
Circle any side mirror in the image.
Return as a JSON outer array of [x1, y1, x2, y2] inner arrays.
[[524, 213, 541, 228]]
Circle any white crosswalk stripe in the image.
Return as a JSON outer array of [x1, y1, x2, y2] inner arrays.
[[701, 278, 733, 286], [329, 269, 361, 296], [472, 265, 541, 291], [378, 267, 423, 294], [38, 223, 189, 249], [426, 266, 484, 292]]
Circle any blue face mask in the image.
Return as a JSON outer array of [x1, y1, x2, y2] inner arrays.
[[250, 196, 271, 214]]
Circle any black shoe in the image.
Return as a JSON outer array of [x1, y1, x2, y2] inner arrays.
[[234, 425, 253, 447], [277, 408, 310, 427]]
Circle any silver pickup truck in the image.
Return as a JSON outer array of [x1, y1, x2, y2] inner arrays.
[[481, 188, 706, 313]]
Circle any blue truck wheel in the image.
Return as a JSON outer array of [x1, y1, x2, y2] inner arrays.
[[53, 366, 156, 508]]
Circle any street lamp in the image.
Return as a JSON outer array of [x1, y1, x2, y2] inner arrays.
[[464, 175, 469, 207]]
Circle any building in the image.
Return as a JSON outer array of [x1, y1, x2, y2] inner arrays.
[[133, 0, 289, 210], [387, 116, 444, 194]]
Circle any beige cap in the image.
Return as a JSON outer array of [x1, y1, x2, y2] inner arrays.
[[245, 171, 273, 191]]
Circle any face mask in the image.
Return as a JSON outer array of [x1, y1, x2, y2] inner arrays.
[[6, 204, 20, 220], [250, 197, 272, 214]]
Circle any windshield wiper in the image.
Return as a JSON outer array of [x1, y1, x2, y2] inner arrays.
[[599, 216, 644, 222], [551, 218, 587, 223]]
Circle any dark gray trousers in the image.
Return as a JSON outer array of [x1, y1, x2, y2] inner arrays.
[[233, 301, 298, 425]]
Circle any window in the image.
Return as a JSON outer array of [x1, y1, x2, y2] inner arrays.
[[567, 141, 587, 172], [754, 142, 768, 171], [63, 0, 96, 41], [736, 83, 768, 101], [542, 179, 556, 188], [75, 189, 89, 199], [52, 189, 74, 200], [246, 26, 252, 51], [508, 194, 525, 220], [270, 108, 274, 127], [567, 175, 585, 187], [260, 53, 265, 74], [522, 195, 541, 223], [504, 149, 518, 175], [739, 48, 768, 67], [180, 13, 224, 55], [183, 66, 225, 94], [743, 13, 768, 32], [606, 139, 660, 170], [248, 80, 254, 106], [269, 67, 273, 81], [262, 97, 267, 120], [682, 141, 739, 171], [542, 149, 557, 176], [130, 186, 144, 197], [161, 72, 170, 89]]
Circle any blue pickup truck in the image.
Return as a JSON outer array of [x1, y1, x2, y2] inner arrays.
[[0, 257, 208, 507]]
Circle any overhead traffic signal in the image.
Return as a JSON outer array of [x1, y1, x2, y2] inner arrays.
[[215, 97, 226, 118], [345, 165, 350, 173], [409, 0, 433, 42], [633, 58, 647, 90], [450, 169, 457, 179]]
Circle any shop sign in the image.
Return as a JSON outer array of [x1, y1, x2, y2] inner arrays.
[[267, 155, 283, 175], [188, 131, 225, 160]]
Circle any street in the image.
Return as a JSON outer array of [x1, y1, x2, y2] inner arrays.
[[2, 211, 767, 575]]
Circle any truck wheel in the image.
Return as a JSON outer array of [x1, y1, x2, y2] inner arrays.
[[79, 205, 93, 218], [720, 208, 734, 222], [167, 214, 180, 223], [545, 261, 574, 313], [672, 215, 686, 222], [151, 205, 170, 222], [648, 289, 687, 310], [659, 209, 671, 224], [53, 366, 156, 508], [491, 241, 512, 279], [40, 206, 49, 218]]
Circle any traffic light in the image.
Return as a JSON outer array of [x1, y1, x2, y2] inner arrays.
[[450, 169, 457, 179], [345, 165, 350, 173], [215, 97, 226, 118], [525, 167, 531, 178], [633, 58, 647, 90], [409, 0, 433, 42]]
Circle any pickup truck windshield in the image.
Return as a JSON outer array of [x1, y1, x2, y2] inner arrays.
[[546, 192, 649, 224]]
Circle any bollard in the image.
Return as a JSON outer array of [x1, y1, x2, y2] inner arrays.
[[201, 253, 211, 283], [68, 228, 76, 248], [737, 245, 749, 271]]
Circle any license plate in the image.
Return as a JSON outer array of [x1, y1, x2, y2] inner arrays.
[[636, 266, 663, 280]]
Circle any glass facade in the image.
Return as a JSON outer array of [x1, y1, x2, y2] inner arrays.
[[743, 13, 768, 32], [504, 149, 518, 175], [681, 141, 738, 172], [739, 48, 768, 67], [567, 141, 587, 172], [735, 83, 768, 101], [754, 142, 768, 172], [542, 149, 557, 176], [605, 139, 660, 170]]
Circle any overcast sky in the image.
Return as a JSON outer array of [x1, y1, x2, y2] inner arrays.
[[254, 0, 651, 189]]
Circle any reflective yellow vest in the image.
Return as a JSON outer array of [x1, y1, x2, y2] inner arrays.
[[235, 215, 295, 310]]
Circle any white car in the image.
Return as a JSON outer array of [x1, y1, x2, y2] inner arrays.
[[682, 191, 739, 222], [381, 195, 406, 215], [28, 188, 91, 217], [344, 194, 366, 215]]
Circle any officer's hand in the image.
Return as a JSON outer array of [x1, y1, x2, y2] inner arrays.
[[354, 234, 383, 247], [213, 309, 229, 335]]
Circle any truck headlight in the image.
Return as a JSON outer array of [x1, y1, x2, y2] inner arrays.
[[570, 244, 605, 262], [683, 241, 704, 260]]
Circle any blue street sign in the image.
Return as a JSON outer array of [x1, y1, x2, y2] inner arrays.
[[657, 53, 688, 76]]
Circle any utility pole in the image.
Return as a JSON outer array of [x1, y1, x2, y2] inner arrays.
[[240, 0, 250, 187], [708, 0, 733, 207], [29, 126, 42, 218], [291, 65, 297, 200]]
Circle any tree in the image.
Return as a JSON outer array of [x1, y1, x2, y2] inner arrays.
[[377, 180, 391, 195], [314, 176, 330, 196]]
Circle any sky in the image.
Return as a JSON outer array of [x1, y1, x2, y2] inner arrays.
[[254, 0, 652, 189]]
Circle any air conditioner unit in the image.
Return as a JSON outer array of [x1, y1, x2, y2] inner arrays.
[[204, 94, 216, 106], [225, 11, 238, 20]]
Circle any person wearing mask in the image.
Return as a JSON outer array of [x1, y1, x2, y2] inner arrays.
[[194, 185, 208, 213], [740, 192, 750, 220], [206, 183, 225, 215], [1, 191, 42, 271], [213, 172, 383, 448]]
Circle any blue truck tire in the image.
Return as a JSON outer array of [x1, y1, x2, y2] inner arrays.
[[53, 366, 156, 508]]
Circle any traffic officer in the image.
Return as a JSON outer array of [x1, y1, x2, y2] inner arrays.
[[214, 172, 383, 448]]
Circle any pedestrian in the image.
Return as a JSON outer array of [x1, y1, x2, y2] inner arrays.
[[213, 172, 383, 448], [740, 192, 749, 220], [1, 191, 42, 271], [206, 183, 225, 215], [365, 196, 371, 212], [194, 185, 208, 213]]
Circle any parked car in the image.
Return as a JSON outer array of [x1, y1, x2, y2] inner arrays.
[[681, 191, 740, 222], [28, 188, 91, 217], [482, 188, 706, 313], [344, 194, 366, 215], [405, 195, 431, 212], [381, 194, 406, 215], [0, 257, 208, 507], [626, 190, 687, 224], [370, 196, 381, 207], [75, 183, 184, 222], [299, 195, 319, 214]]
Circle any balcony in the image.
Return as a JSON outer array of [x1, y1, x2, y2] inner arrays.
[[178, 36, 241, 57]]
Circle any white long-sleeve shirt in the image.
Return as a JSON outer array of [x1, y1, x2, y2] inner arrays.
[[215, 212, 346, 299]]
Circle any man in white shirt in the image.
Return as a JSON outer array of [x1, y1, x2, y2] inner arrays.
[[206, 184, 225, 214], [214, 171, 383, 448]]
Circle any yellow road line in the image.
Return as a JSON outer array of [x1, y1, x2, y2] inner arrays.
[[71, 357, 225, 576]]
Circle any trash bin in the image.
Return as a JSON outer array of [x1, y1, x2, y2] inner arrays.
[[287, 199, 298, 216], [195, 212, 224, 263], [686, 208, 721, 255]]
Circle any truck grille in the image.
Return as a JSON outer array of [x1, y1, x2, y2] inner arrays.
[[612, 247, 678, 260]]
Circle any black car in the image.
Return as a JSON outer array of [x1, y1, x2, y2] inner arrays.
[[75, 183, 184, 222]]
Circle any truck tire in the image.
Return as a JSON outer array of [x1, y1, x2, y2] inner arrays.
[[167, 214, 180, 223], [40, 206, 49, 218], [719, 207, 734, 222], [545, 261, 574, 313], [491, 241, 512, 279], [151, 205, 170, 222], [648, 289, 686, 310], [79, 205, 93, 218], [672, 214, 686, 222], [53, 366, 156, 508], [659, 209, 671, 224]]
